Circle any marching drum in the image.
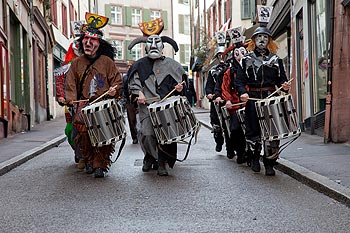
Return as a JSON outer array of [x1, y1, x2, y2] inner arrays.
[[220, 106, 231, 137], [81, 98, 126, 147], [255, 94, 301, 141], [214, 102, 224, 130], [236, 107, 246, 133], [148, 96, 200, 144]]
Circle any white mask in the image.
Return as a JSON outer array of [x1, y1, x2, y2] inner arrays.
[[234, 47, 247, 62], [254, 34, 269, 50], [145, 35, 164, 59]]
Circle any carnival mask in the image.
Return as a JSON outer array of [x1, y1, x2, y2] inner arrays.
[[254, 33, 269, 50], [234, 47, 247, 62], [82, 34, 100, 57], [145, 35, 164, 59]]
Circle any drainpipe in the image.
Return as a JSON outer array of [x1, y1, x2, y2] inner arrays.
[[43, 1, 51, 120], [324, 0, 334, 143]]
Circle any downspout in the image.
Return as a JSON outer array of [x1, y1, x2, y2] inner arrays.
[[324, 0, 334, 143], [43, 1, 51, 120]]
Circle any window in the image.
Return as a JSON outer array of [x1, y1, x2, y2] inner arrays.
[[180, 44, 191, 64], [150, 10, 161, 20], [184, 15, 190, 35], [62, 3, 68, 36], [184, 44, 190, 63], [241, 0, 252, 19], [131, 43, 142, 60], [178, 14, 190, 35], [112, 40, 123, 60], [111, 6, 123, 25], [50, 0, 58, 26], [132, 8, 142, 26]]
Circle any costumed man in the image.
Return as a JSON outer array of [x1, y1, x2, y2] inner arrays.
[[65, 13, 122, 178], [123, 61, 139, 144], [205, 31, 228, 154], [54, 37, 82, 166], [128, 18, 188, 176], [235, 22, 290, 176], [219, 27, 248, 164]]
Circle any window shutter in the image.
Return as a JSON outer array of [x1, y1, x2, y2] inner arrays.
[[180, 44, 185, 64], [124, 7, 132, 26], [162, 11, 168, 30], [125, 40, 133, 60], [143, 9, 151, 22], [178, 14, 184, 34], [105, 4, 111, 23]]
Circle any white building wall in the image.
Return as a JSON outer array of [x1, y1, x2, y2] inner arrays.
[[173, 1, 191, 71]]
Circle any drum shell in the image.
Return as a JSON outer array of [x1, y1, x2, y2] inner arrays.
[[220, 106, 231, 138], [148, 96, 199, 144], [255, 94, 301, 141], [81, 99, 126, 147], [236, 107, 246, 133]]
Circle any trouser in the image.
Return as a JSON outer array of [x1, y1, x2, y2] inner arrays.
[[223, 113, 246, 157], [126, 102, 138, 140], [210, 102, 224, 146]]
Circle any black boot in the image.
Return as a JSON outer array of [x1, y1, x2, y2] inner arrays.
[[263, 158, 276, 176], [251, 156, 261, 172], [264, 165, 275, 176], [94, 168, 107, 178], [157, 161, 168, 176]]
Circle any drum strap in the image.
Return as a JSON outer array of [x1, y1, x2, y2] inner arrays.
[[157, 123, 200, 162], [265, 133, 301, 160], [111, 137, 126, 163]]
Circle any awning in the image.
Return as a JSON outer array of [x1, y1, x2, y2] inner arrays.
[[268, 0, 291, 38]]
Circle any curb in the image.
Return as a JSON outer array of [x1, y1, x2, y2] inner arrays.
[[198, 120, 350, 207], [0, 135, 66, 176]]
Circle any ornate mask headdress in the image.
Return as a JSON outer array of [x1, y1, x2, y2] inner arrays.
[[128, 18, 179, 59]]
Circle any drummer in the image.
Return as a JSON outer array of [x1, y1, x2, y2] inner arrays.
[[65, 13, 123, 178], [235, 25, 290, 176], [128, 18, 188, 176], [219, 37, 248, 165]]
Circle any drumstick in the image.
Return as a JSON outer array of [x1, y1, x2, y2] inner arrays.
[[72, 99, 89, 103], [266, 78, 294, 99], [160, 81, 186, 103], [226, 102, 245, 108], [247, 97, 261, 101], [90, 84, 118, 104], [144, 96, 160, 101]]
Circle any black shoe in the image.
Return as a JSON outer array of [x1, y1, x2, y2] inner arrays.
[[94, 168, 107, 178], [265, 165, 276, 176], [152, 163, 159, 170], [157, 162, 168, 176], [142, 160, 153, 172], [132, 139, 138, 144], [251, 158, 261, 172], [85, 163, 95, 174], [227, 152, 235, 159], [236, 156, 246, 164], [215, 144, 223, 152]]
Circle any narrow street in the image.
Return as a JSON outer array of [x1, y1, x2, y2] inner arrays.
[[0, 124, 348, 233]]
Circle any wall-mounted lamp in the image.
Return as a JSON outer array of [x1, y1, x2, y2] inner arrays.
[[261, 0, 267, 5]]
